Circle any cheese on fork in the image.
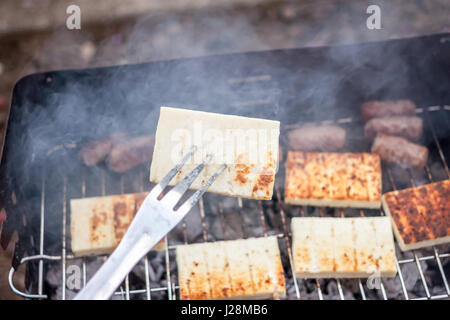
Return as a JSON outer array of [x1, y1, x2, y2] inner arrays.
[[285, 152, 382, 208], [70, 193, 165, 257], [291, 217, 397, 278], [150, 107, 280, 200], [382, 179, 450, 251], [176, 237, 286, 300]]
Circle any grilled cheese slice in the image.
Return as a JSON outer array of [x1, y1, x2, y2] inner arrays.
[[292, 217, 397, 278], [372, 218, 397, 276], [353, 218, 378, 275], [333, 218, 355, 275], [150, 107, 280, 200], [202, 242, 233, 299], [382, 179, 450, 251], [285, 152, 382, 208], [223, 240, 254, 298], [70, 193, 165, 257], [291, 217, 316, 274], [314, 218, 335, 274], [177, 243, 212, 300], [176, 237, 286, 300], [244, 237, 285, 299]]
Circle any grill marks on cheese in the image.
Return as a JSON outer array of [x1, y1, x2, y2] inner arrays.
[[252, 153, 276, 197], [292, 217, 397, 278], [71, 193, 164, 257], [382, 180, 450, 251], [285, 152, 382, 208], [176, 237, 286, 300], [88, 194, 138, 246]]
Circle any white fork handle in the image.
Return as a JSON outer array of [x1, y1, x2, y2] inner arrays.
[[74, 190, 178, 300], [74, 230, 157, 300]]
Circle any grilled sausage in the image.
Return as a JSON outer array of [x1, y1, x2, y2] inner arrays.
[[79, 133, 127, 166], [287, 125, 346, 152], [361, 100, 416, 121], [371, 133, 428, 169], [79, 139, 113, 166], [107, 135, 155, 173], [364, 116, 423, 141]]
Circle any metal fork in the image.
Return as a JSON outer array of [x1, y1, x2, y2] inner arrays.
[[74, 146, 226, 300]]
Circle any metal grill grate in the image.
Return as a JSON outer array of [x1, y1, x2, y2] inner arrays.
[[8, 105, 450, 300]]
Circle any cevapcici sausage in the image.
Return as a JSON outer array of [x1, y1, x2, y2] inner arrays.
[[107, 135, 155, 173], [287, 125, 346, 152], [361, 100, 416, 121], [79, 133, 128, 166], [79, 139, 113, 166], [364, 116, 423, 141], [371, 133, 428, 168]]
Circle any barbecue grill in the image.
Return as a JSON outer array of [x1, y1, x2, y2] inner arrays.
[[1, 33, 449, 300]]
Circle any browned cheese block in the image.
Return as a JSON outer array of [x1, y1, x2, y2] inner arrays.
[[284, 152, 382, 208], [382, 179, 450, 251], [70, 192, 165, 256]]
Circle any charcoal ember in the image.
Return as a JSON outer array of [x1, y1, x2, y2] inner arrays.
[[298, 279, 322, 299], [239, 199, 266, 237], [46, 256, 106, 300], [381, 260, 424, 299], [172, 202, 203, 244], [326, 280, 355, 300], [285, 278, 297, 298], [125, 252, 170, 300], [107, 135, 155, 173], [203, 216, 223, 242]]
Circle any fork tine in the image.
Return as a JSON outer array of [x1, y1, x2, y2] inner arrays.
[[161, 154, 213, 207], [175, 164, 227, 216], [149, 146, 197, 198]]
